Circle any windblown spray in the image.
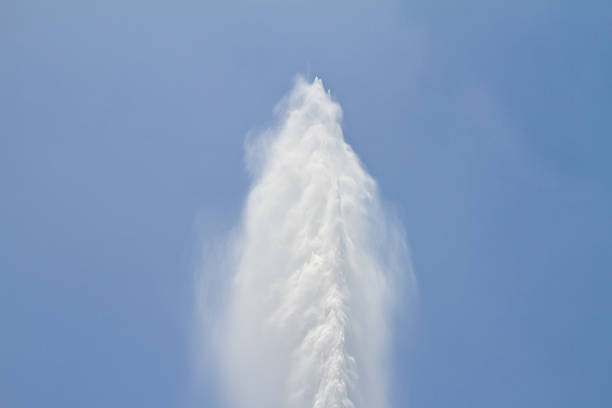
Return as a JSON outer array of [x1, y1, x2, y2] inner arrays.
[[218, 77, 408, 408]]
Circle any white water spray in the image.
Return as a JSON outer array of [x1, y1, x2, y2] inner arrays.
[[215, 77, 409, 408]]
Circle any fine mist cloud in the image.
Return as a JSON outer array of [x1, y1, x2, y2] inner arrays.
[[203, 77, 410, 408]]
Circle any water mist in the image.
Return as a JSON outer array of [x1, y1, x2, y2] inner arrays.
[[212, 77, 410, 408]]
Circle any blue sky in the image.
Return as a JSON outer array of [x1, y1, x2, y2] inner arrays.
[[2, 1, 611, 407]]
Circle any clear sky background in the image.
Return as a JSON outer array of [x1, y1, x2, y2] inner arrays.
[[3, 1, 611, 407]]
